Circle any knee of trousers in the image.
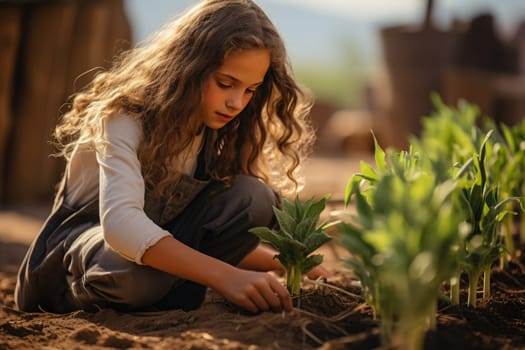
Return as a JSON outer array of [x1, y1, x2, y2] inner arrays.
[[71, 259, 177, 311], [227, 175, 278, 228]]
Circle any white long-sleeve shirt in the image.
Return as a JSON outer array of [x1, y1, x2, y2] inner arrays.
[[64, 114, 203, 264]]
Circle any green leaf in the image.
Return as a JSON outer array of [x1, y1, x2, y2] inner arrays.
[[373, 174, 397, 215], [299, 197, 314, 221], [302, 254, 324, 274], [359, 161, 379, 182], [472, 131, 492, 189], [304, 196, 327, 220], [295, 216, 318, 242], [494, 196, 524, 212], [272, 206, 296, 238], [294, 196, 303, 219], [248, 227, 285, 248], [434, 179, 458, 205], [354, 187, 374, 228], [281, 198, 296, 217], [454, 158, 473, 179], [303, 231, 332, 254], [276, 254, 291, 270], [373, 133, 388, 172], [501, 124, 516, 151], [339, 222, 376, 262], [344, 258, 376, 307], [274, 238, 308, 266], [459, 189, 476, 227], [344, 176, 361, 208]]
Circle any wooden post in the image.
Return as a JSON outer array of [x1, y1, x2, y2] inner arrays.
[[0, 6, 22, 204], [3, 0, 131, 204], [65, 0, 132, 95], [5, 2, 78, 203]]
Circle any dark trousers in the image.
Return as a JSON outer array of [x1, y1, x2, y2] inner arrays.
[[63, 175, 277, 312]]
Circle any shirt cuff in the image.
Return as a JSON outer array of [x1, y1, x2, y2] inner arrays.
[[134, 230, 172, 265]]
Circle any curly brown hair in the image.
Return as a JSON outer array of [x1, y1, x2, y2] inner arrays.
[[54, 0, 315, 196]]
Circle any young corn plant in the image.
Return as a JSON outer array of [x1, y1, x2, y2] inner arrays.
[[340, 141, 462, 350], [501, 121, 525, 245], [482, 123, 516, 262], [249, 195, 332, 296], [454, 130, 524, 306], [418, 97, 525, 262], [485, 119, 525, 251], [413, 94, 481, 167], [410, 97, 514, 304]]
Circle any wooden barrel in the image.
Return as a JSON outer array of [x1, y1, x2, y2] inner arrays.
[[380, 25, 462, 149]]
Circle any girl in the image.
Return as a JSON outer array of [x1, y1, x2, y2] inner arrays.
[[15, 0, 329, 314]]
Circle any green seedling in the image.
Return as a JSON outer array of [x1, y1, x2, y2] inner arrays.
[[341, 138, 462, 350], [249, 195, 332, 296], [484, 119, 525, 252], [454, 130, 524, 306]]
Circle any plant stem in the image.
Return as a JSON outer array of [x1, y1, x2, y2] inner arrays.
[[500, 216, 516, 269], [380, 315, 394, 347], [503, 218, 515, 262], [394, 321, 426, 350], [449, 273, 461, 304], [406, 328, 426, 350], [467, 271, 480, 307], [483, 267, 491, 299], [286, 265, 293, 295], [287, 265, 302, 296], [520, 213, 525, 245], [426, 298, 437, 331]]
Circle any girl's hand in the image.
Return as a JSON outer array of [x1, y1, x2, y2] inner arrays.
[[213, 268, 292, 314], [306, 264, 333, 280]]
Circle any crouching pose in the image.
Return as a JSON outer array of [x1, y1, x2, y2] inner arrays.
[[15, 0, 329, 314]]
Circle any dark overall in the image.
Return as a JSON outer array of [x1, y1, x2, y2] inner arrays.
[[15, 132, 278, 313]]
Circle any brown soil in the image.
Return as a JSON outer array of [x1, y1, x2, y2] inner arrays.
[[1, 159, 524, 350]]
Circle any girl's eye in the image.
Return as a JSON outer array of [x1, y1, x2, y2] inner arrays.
[[216, 79, 257, 94], [217, 81, 232, 89]]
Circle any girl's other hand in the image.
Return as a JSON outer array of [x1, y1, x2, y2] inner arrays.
[[306, 264, 333, 280], [214, 268, 292, 314]]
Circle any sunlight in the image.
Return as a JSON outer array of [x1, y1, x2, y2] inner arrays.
[[276, 0, 422, 21]]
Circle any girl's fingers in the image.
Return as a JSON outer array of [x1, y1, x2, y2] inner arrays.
[[223, 270, 292, 313], [247, 288, 271, 312], [258, 284, 284, 312], [307, 265, 333, 279], [241, 297, 260, 314], [270, 278, 292, 312]]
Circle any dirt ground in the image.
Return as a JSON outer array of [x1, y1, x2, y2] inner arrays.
[[1, 156, 525, 350]]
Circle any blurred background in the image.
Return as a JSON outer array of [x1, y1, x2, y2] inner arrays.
[[0, 0, 524, 207]]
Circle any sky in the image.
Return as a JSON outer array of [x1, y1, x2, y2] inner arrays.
[[279, 0, 524, 18], [277, 0, 525, 30], [277, 0, 422, 22], [126, 0, 525, 59], [125, 0, 524, 105], [125, 0, 525, 71]]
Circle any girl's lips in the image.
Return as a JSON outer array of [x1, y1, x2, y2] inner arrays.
[[216, 112, 234, 122]]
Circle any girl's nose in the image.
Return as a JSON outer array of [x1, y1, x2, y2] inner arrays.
[[226, 91, 244, 111]]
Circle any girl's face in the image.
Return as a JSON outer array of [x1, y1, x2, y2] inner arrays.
[[198, 48, 270, 129]]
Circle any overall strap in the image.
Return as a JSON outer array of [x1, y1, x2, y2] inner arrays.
[[194, 128, 211, 181], [51, 170, 68, 212]]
